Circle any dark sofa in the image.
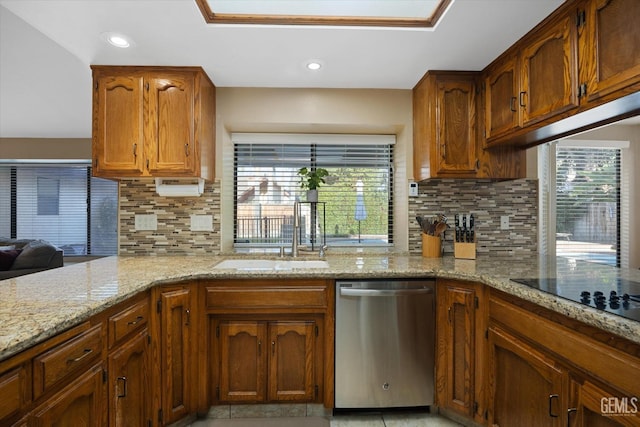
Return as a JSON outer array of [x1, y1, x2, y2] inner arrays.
[[0, 238, 64, 280]]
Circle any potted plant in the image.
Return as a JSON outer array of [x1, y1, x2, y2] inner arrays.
[[297, 167, 329, 202]]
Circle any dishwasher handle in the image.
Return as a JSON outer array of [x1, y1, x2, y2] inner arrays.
[[340, 287, 433, 297]]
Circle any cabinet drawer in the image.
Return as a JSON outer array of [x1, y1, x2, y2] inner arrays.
[[33, 323, 103, 399], [206, 281, 329, 310], [108, 299, 149, 348], [0, 365, 29, 421]]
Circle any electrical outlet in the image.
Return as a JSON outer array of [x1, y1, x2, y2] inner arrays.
[[500, 215, 510, 230], [190, 214, 213, 231], [135, 214, 157, 231]]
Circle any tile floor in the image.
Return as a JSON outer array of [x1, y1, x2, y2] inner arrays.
[[188, 411, 463, 427]]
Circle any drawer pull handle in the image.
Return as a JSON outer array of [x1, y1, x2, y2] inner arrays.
[[519, 91, 527, 107], [272, 341, 276, 355], [127, 316, 144, 326], [67, 348, 92, 364], [510, 96, 517, 112], [548, 394, 559, 418], [117, 376, 127, 398], [185, 143, 190, 156], [185, 309, 191, 326], [567, 408, 577, 427]]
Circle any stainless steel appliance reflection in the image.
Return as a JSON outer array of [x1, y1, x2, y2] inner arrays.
[[335, 279, 435, 408]]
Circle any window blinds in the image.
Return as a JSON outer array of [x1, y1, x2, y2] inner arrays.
[[234, 137, 393, 247], [555, 146, 621, 266], [0, 165, 118, 256]]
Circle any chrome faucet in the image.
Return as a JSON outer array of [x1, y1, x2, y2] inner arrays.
[[291, 201, 300, 258]]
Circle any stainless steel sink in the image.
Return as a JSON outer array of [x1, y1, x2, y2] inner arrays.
[[213, 259, 329, 271]]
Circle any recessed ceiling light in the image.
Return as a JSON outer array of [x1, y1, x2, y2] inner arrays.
[[307, 61, 322, 71], [101, 32, 133, 48]]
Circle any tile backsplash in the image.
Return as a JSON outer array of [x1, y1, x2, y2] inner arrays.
[[119, 179, 221, 255], [408, 179, 538, 256], [118, 178, 537, 256]]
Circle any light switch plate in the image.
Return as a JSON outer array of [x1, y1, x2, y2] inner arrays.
[[190, 214, 214, 231], [409, 181, 418, 197], [500, 215, 510, 230], [135, 214, 157, 231]]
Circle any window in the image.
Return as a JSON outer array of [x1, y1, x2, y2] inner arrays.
[[233, 133, 394, 249], [0, 164, 118, 256], [540, 140, 628, 267], [37, 177, 60, 215]]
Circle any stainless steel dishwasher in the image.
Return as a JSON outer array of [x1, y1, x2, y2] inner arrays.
[[335, 279, 435, 409]]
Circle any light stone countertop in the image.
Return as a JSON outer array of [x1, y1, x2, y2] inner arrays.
[[1, 253, 639, 362]]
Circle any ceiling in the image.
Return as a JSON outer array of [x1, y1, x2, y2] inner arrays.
[[0, 0, 565, 139]]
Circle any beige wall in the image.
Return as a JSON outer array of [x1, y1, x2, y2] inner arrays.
[[0, 138, 91, 159], [215, 87, 414, 252]]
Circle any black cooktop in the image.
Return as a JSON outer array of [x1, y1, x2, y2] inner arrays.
[[510, 277, 640, 322]]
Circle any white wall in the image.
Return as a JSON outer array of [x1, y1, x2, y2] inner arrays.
[[215, 87, 413, 252]]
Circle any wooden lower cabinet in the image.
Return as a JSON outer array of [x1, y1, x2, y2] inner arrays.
[[213, 318, 320, 404], [31, 363, 106, 427], [488, 325, 568, 427], [435, 279, 486, 423], [108, 329, 150, 427], [153, 285, 195, 425], [569, 377, 640, 427], [488, 290, 640, 427]]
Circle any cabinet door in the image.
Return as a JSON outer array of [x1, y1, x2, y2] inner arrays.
[[268, 321, 315, 402], [436, 281, 477, 418], [484, 55, 520, 142], [519, 13, 579, 127], [158, 287, 192, 424], [579, 0, 640, 102], [569, 378, 640, 427], [108, 329, 150, 427], [146, 73, 195, 176], [31, 363, 105, 427], [434, 78, 478, 175], [218, 321, 267, 402], [93, 74, 145, 176], [0, 365, 30, 423], [488, 325, 567, 427]]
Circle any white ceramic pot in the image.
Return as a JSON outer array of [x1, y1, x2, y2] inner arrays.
[[306, 189, 318, 202]]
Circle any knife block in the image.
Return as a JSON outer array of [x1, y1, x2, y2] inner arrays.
[[422, 234, 442, 258], [454, 242, 476, 260]]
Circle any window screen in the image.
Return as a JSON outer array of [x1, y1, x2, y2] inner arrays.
[[555, 146, 620, 266], [234, 135, 393, 248], [0, 165, 118, 256]]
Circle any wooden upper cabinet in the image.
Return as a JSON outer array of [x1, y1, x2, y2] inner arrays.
[[519, 12, 579, 127], [413, 72, 479, 179], [93, 74, 145, 175], [484, 10, 579, 145], [91, 66, 215, 181], [414, 71, 525, 180], [579, 0, 640, 103], [484, 55, 520, 142], [145, 73, 195, 176]]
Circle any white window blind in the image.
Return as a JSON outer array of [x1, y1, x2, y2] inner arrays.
[[555, 145, 621, 266], [0, 165, 118, 256], [234, 134, 393, 248]]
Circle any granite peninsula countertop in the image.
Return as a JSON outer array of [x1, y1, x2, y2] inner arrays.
[[1, 253, 639, 361]]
